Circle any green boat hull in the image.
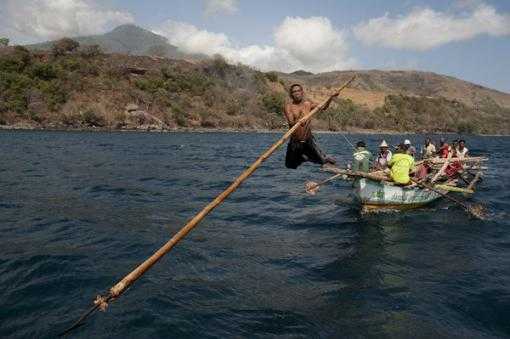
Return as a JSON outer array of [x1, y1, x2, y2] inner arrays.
[[354, 178, 443, 212]]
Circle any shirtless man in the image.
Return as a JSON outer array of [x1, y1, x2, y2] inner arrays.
[[283, 84, 337, 169]]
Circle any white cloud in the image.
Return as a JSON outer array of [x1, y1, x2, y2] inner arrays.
[[204, 0, 239, 17], [154, 16, 358, 73], [0, 0, 134, 43], [354, 3, 510, 51], [154, 20, 230, 56], [274, 17, 356, 72]]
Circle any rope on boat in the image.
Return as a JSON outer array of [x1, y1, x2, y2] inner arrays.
[[341, 133, 355, 149]]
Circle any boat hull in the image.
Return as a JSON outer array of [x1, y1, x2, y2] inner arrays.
[[354, 178, 443, 212]]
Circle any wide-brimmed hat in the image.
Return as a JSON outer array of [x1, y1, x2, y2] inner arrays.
[[379, 140, 389, 148]]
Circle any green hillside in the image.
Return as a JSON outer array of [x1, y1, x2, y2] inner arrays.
[[1, 42, 509, 134]]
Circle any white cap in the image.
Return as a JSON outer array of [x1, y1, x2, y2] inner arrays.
[[379, 140, 388, 147], [404, 139, 411, 145]]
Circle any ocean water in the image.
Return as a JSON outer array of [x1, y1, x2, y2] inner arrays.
[[1, 130, 509, 338]]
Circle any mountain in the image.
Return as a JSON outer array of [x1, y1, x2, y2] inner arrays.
[[26, 25, 509, 110], [27, 24, 193, 59]]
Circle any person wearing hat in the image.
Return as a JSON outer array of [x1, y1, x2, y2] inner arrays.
[[388, 143, 415, 185], [374, 140, 392, 170], [352, 141, 372, 173], [403, 139, 416, 158]]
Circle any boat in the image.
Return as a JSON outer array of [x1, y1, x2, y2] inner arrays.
[[318, 156, 487, 214], [353, 178, 444, 213]]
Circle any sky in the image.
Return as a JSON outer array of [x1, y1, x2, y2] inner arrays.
[[1, 0, 509, 92]]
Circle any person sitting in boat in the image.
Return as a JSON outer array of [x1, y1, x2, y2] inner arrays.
[[422, 137, 436, 159], [451, 139, 459, 158], [352, 141, 372, 173], [443, 139, 468, 178], [374, 140, 392, 170], [456, 139, 469, 159], [438, 138, 450, 158], [388, 143, 415, 185], [283, 83, 337, 169], [403, 139, 416, 158]]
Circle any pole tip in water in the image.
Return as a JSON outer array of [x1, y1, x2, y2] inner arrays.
[[305, 181, 320, 195]]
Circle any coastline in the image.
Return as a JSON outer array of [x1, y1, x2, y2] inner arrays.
[[0, 123, 507, 137]]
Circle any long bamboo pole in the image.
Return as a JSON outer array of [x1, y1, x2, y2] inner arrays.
[[107, 75, 352, 298], [60, 76, 356, 335]]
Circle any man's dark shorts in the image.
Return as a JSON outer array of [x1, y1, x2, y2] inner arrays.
[[285, 136, 335, 169]]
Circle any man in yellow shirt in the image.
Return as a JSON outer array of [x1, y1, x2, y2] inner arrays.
[[388, 144, 415, 185]]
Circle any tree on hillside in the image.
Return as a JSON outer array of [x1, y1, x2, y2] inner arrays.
[[265, 71, 279, 83], [0, 38, 9, 47], [211, 54, 229, 76], [51, 38, 80, 56], [80, 44, 102, 58]]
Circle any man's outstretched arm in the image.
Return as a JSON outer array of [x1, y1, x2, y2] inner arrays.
[[322, 91, 341, 111], [309, 90, 342, 112]]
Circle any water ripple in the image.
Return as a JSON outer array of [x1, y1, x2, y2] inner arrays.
[[0, 131, 509, 338]]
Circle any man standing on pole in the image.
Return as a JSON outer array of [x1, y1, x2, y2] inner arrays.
[[283, 84, 338, 169]]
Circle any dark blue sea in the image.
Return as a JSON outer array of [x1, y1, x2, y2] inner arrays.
[[1, 130, 509, 338]]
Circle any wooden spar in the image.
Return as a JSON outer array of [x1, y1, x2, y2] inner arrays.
[[464, 171, 482, 197], [431, 153, 451, 183], [322, 166, 390, 182], [433, 184, 474, 194], [324, 167, 474, 194], [305, 173, 343, 195], [467, 171, 482, 191], [463, 166, 488, 170], [422, 156, 488, 164], [83, 77, 357, 311]]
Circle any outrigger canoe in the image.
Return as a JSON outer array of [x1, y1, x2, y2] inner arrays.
[[321, 156, 487, 213]]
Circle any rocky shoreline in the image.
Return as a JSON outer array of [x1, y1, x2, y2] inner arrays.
[[0, 122, 477, 136], [1, 103, 504, 136]]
